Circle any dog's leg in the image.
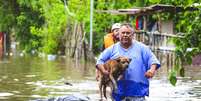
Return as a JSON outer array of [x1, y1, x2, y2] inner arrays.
[[109, 74, 118, 93], [108, 82, 114, 100], [117, 75, 123, 81], [99, 79, 103, 101], [103, 85, 107, 99]]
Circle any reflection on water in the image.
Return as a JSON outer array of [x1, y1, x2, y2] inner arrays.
[[149, 79, 201, 101], [0, 56, 201, 101]]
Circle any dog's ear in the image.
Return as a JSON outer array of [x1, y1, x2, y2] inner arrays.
[[115, 57, 121, 62]]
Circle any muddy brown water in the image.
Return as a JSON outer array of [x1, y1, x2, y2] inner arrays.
[[0, 56, 201, 101]]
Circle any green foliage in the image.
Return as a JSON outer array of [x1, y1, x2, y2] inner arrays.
[[168, 70, 177, 86], [149, 0, 161, 4], [179, 67, 185, 77], [16, 9, 44, 52], [37, 0, 67, 54], [0, 1, 16, 32], [16, 0, 67, 54]]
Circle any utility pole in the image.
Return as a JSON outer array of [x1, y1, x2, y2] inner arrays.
[[89, 0, 94, 51]]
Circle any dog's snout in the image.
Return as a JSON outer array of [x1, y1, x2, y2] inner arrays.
[[123, 62, 129, 67], [126, 62, 129, 67], [129, 58, 132, 62]]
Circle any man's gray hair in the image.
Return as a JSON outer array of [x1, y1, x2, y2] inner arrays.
[[120, 23, 135, 33]]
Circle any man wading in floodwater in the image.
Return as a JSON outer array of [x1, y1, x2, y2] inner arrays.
[[96, 23, 161, 101]]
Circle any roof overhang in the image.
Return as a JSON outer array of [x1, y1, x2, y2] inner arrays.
[[96, 4, 199, 16]]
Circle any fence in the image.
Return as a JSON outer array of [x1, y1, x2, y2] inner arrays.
[[135, 31, 183, 70]]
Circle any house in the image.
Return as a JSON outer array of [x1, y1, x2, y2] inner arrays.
[[96, 4, 200, 66]]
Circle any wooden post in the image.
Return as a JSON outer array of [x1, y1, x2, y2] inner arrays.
[[89, 0, 94, 51]]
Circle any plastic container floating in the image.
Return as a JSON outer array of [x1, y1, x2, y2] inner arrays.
[[47, 54, 56, 61]]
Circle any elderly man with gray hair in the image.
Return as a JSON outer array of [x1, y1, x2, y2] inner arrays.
[[96, 23, 161, 101]]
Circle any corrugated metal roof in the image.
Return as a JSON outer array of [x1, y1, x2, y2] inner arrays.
[[96, 4, 198, 15]]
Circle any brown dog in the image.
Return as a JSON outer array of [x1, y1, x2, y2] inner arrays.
[[99, 56, 131, 100]]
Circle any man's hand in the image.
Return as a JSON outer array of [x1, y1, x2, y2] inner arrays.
[[145, 69, 155, 78], [96, 64, 109, 76], [100, 67, 109, 75], [145, 64, 157, 78]]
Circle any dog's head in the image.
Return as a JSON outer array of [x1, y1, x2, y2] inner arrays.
[[115, 56, 131, 71]]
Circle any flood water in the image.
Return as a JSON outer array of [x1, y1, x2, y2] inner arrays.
[[0, 55, 201, 101]]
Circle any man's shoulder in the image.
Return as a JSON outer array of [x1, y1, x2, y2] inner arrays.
[[134, 40, 148, 48]]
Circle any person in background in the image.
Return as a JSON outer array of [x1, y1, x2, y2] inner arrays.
[[102, 23, 121, 50], [0, 32, 4, 58], [96, 23, 161, 101]]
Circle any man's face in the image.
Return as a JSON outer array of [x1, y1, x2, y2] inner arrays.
[[119, 26, 133, 45]]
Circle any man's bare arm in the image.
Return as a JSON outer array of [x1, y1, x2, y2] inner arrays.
[[145, 64, 158, 78]]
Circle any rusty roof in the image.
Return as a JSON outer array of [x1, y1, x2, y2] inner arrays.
[[96, 4, 198, 15]]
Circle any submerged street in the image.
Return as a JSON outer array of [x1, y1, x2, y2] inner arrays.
[[0, 56, 201, 101]]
